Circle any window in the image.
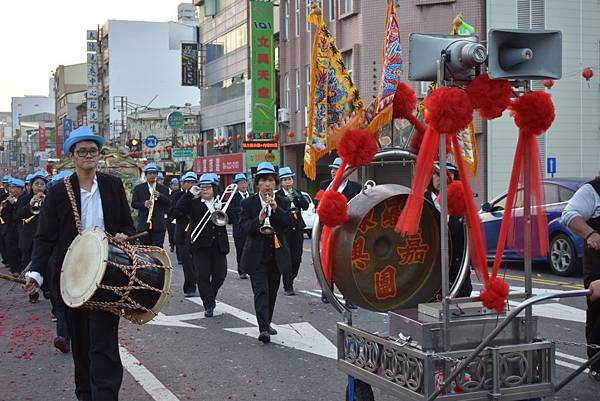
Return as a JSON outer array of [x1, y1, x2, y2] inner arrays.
[[284, 73, 290, 109], [328, 0, 335, 21], [283, 0, 289, 41], [544, 183, 560, 205], [559, 186, 575, 203], [306, 0, 311, 31], [340, 0, 353, 14], [205, 24, 247, 63], [342, 50, 353, 79], [306, 65, 311, 104], [295, 69, 301, 111], [295, 0, 300, 37]]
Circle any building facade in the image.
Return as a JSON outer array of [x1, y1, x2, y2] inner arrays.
[[54, 63, 87, 154], [97, 19, 200, 143], [486, 0, 600, 198], [10, 94, 55, 134]]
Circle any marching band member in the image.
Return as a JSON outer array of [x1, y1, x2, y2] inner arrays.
[[176, 173, 229, 317], [170, 172, 199, 297], [318, 157, 360, 308], [239, 162, 293, 343], [16, 171, 49, 303], [228, 173, 251, 279], [2, 177, 26, 275], [167, 177, 180, 253], [24, 173, 33, 194], [24, 126, 135, 401], [131, 163, 171, 247], [0, 176, 11, 268], [276, 167, 309, 296]]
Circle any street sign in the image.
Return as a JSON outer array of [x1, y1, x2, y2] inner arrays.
[[547, 157, 557, 174], [167, 111, 185, 129], [145, 135, 158, 148], [172, 148, 194, 158]]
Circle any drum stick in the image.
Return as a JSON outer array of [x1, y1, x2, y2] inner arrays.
[[0, 272, 26, 285], [127, 231, 149, 242]]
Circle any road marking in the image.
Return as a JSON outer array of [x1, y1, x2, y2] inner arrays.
[[187, 297, 337, 359], [556, 351, 588, 364], [556, 358, 589, 373], [500, 273, 583, 289], [300, 290, 388, 316], [147, 312, 206, 329], [119, 345, 181, 401]]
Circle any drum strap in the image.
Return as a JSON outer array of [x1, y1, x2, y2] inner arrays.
[[64, 176, 84, 234]]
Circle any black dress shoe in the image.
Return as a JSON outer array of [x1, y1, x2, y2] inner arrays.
[[258, 331, 271, 343], [53, 336, 70, 354], [345, 300, 357, 309], [204, 308, 214, 317], [284, 289, 295, 296], [268, 326, 278, 335], [321, 294, 330, 304], [29, 292, 39, 304]]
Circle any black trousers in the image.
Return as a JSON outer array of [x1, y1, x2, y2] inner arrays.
[[140, 230, 166, 248], [167, 222, 176, 247], [250, 259, 281, 332], [4, 230, 21, 273], [233, 233, 247, 275], [66, 308, 122, 401], [178, 240, 197, 294], [51, 292, 69, 339], [0, 232, 6, 264], [191, 246, 227, 309], [283, 229, 304, 290], [585, 271, 600, 372]]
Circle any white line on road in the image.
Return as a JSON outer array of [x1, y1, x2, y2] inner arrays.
[[556, 351, 588, 364], [119, 345, 181, 401]]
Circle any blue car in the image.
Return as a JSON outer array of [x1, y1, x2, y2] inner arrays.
[[480, 178, 590, 276]]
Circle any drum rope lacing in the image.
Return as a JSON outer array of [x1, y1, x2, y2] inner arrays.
[[64, 176, 171, 319]]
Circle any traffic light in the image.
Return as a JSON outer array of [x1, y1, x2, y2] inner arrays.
[[127, 138, 141, 151]]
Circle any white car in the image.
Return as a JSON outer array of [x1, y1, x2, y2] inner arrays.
[[300, 191, 316, 238]]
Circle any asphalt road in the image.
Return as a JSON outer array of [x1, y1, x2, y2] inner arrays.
[[0, 235, 597, 401]]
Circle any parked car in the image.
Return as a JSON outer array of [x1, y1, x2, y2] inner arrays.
[[479, 178, 590, 276], [300, 191, 316, 238]]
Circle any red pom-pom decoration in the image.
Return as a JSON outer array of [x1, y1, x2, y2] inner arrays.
[[509, 90, 555, 137], [338, 129, 377, 168], [317, 191, 349, 227], [314, 189, 325, 201], [424, 87, 473, 135], [447, 180, 466, 216], [392, 82, 417, 119], [465, 73, 513, 120], [480, 277, 510, 313]]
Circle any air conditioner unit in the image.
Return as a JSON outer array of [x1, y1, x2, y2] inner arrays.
[[278, 108, 289, 123]]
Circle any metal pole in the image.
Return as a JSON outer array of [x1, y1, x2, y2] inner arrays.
[[436, 57, 451, 352], [523, 80, 533, 343]]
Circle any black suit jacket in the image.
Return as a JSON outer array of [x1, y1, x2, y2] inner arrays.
[[227, 192, 253, 238], [175, 192, 229, 253], [318, 179, 362, 202], [16, 192, 40, 254], [169, 189, 189, 245], [239, 193, 293, 276], [30, 172, 135, 296], [275, 188, 309, 231], [131, 182, 171, 233]]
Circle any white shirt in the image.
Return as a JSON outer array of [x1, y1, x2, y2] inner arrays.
[[27, 176, 104, 287], [561, 183, 600, 227], [239, 191, 250, 199], [201, 198, 216, 213], [80, 176, 105, 230], [338, 179, 349, 193]]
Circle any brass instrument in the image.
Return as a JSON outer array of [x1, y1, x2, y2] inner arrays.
[[30, 194, 45, 215], [260, 193, 275, 235], [146, 182, 158, 230], [190, 184, 238, 244]]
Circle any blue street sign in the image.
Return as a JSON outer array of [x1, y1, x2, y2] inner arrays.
[[145, 135, 158, 148], [547, 157, 557, 175]]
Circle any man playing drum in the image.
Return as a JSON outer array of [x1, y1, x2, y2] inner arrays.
[[23, 126, 135, 401]]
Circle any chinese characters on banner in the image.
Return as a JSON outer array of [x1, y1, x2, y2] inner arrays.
[[181, 43, 198, 86], [193, 153, 245, 174], [86, 29, 99, 135], [38, 127, 46, 152], [249, 0, 275, 138]]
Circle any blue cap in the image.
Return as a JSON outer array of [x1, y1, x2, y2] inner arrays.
[[157, 172, 164, 179], [63, 126, 105, 155], [2, 175, 12, 184], [30, 171, 49, 183], [170, 178, 179, 185], [207, 173, 219, 184], [233, 173, 247, 183], [434, 161, 458, 174], [9, 178, 25, 188], [25, 174, 34, 184], [181, 172, 198, 182], [256, 162, 276, 176], [198, 173, 216, 185], [278, 166, 294, 179], [329, 157, 342, 169], [144, 163, 159, 173]]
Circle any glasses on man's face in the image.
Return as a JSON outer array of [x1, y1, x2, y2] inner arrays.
[[74, 148, 99, 157]]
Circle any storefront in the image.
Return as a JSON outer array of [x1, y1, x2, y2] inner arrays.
[[193, 152, 245, 186]]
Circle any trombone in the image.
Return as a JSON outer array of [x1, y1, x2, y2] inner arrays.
[[146, 182, 158, 230], [189, 183, 238, 244]]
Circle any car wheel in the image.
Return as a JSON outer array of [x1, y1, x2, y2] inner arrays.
[[548, 233, 580, 276], [345, 379, 375, 401]]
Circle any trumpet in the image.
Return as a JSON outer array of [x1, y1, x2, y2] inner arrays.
[[260, 205, 274, 235], [189, 184, 238, 244], [31, 200, 43, 215]]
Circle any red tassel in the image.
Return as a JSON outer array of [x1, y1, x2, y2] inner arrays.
[[317, 191, 349, 227], [466, 73, 513, 120], [320, 226, 334, 286], [480, 277, 510, 313], [447, 180, 466, 216]]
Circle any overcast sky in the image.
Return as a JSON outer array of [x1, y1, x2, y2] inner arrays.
[[0, 0, 188, 111]]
